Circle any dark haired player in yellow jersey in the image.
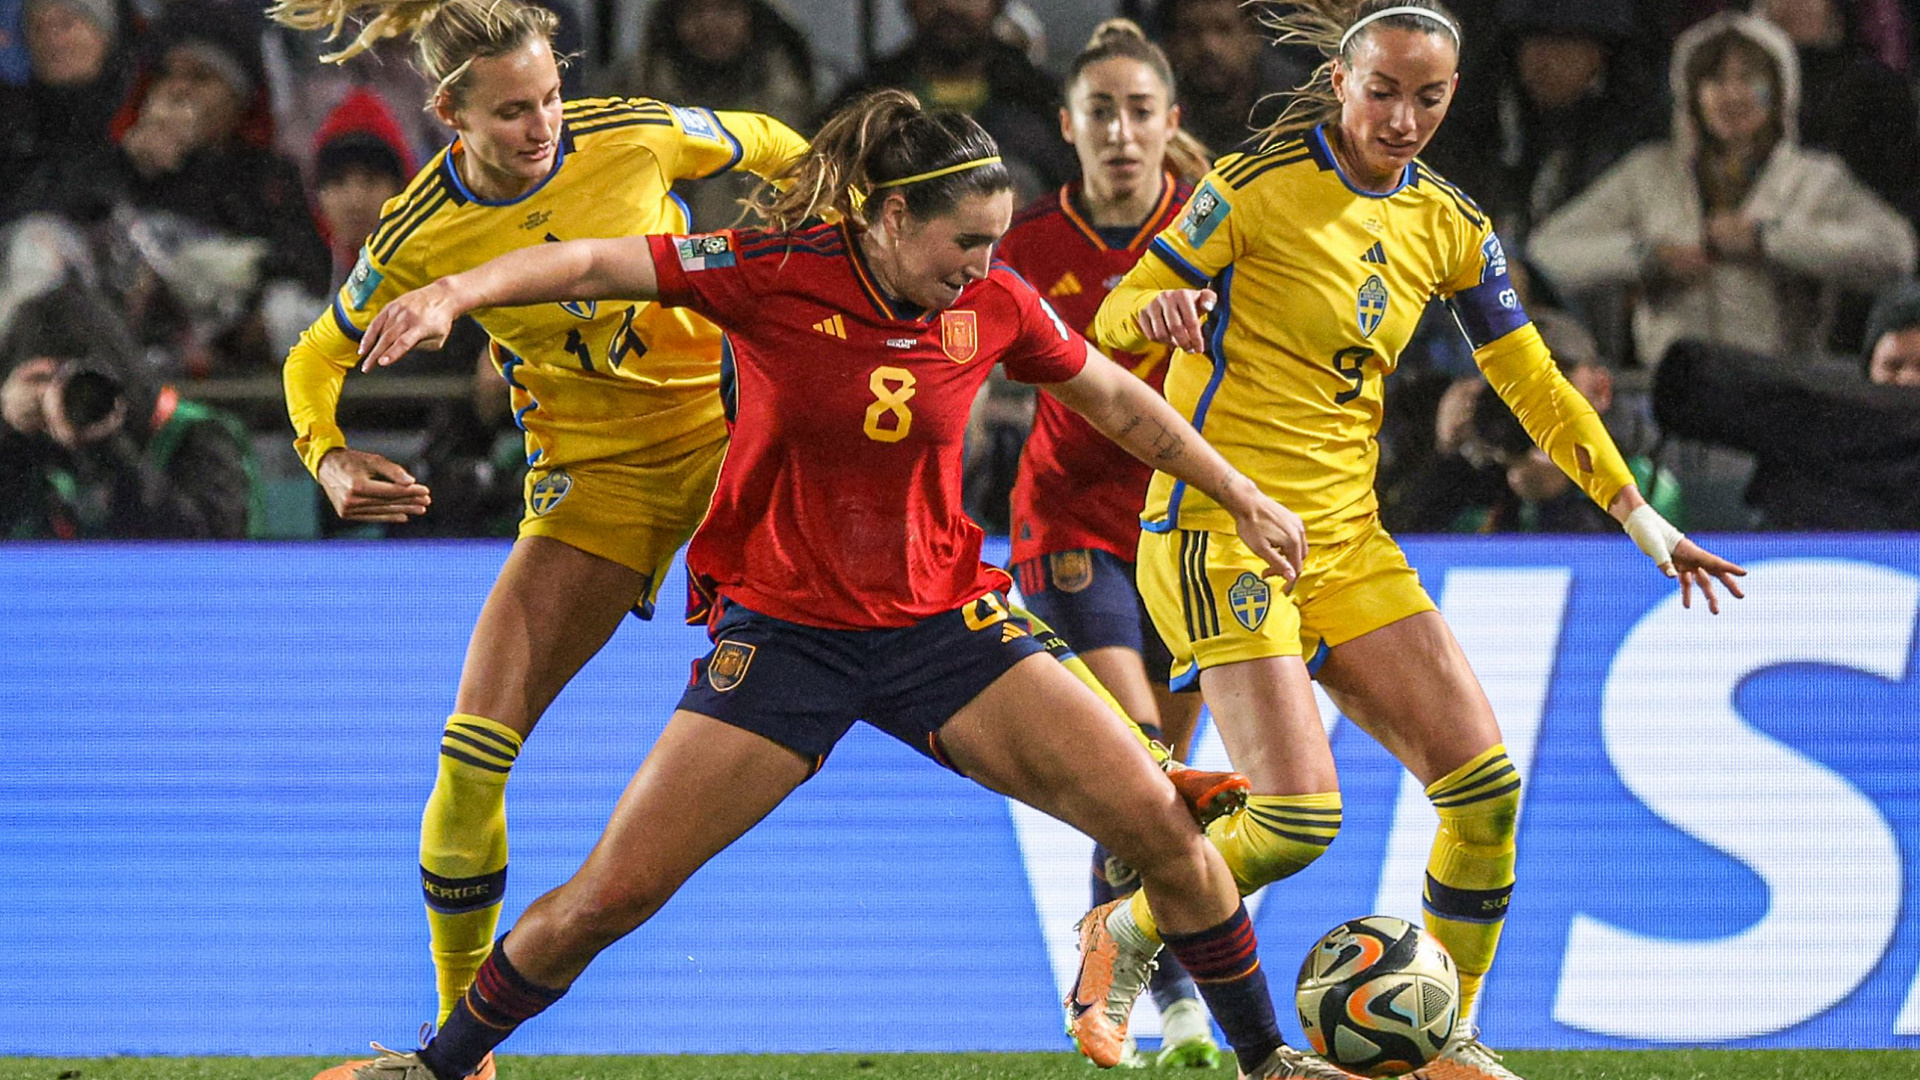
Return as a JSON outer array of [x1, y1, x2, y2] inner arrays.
[[268, 1, 803, 1075], [1073, 3, 1750, 1079]]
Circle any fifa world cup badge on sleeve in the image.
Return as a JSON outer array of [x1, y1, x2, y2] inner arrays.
[[345, 250, 384, 309], [675, 234, 737, 272], [706, 640, 755, 692], [670, 105, 723, 143], [940, 310, 979, 363], [1481, 234, 1508, 282], [1179, 182, 1229, 247], [1228, 572, 1271, 631]]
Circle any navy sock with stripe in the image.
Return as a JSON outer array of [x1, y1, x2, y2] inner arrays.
[[419, 937, 564, 1080], [1160, 903, 1281, 1073]]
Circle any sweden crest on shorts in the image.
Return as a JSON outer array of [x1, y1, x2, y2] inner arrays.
[[1228, 571, 1270, 631], [1356, 275, 1389, 338], [529, 468, 572, 515], [707, 640, 755, 692]]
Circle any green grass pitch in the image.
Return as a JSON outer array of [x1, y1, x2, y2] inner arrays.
[[1, 1051, 1916, 1080]]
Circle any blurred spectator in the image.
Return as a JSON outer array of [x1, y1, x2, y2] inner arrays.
[[404, 348, 525, 539], [615, 0, 814, 229], [1653, 279, 1920, 529], [0, 275, 259, 539], [0, 0, 131, 226], [308, 85, 413, 287], [1757, 0, 1920, 224], [832, 0, 1073, 199], [106, 0, 330, 375], [1382, 310, 1681, 533], [265, 35, 438, 174], [1154, 0, 1305, 154], [1529, 12, 1914, 369], [1479, 0, 1666, 247]]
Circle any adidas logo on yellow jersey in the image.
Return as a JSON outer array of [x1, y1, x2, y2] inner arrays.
[[812, 314, 847, 339]]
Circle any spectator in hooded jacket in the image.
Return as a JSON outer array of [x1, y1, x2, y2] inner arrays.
[[0, 0, 131, 226], [1530, 11, 1914, 369]]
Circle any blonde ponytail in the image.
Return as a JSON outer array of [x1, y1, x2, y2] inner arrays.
[[268, 0, 559, 107], [1249, 0, 1461, 146]]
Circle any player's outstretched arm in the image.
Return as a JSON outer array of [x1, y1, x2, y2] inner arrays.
[[1607, 485, 1748, 614], [358, 236, 661, 369], [1045, 343, 1305, 589]]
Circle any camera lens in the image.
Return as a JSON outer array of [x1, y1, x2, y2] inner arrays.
[[62, 368, 123, 428]]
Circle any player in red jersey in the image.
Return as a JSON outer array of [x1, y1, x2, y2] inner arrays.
[[999, 20, 1223, 1070], [331, 91, 1326, 1080]]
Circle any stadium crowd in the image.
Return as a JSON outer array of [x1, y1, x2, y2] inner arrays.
[[2, 0, 1919, 540]]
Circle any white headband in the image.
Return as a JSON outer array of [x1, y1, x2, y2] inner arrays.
[[1338, 5, 1460, 53]]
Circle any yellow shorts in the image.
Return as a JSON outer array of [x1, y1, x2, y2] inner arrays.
[[1137, 519, 1436, 689], [518, 436, 727, 618]]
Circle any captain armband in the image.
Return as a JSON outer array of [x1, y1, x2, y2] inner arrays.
[[1445, 233, 1531, 350]]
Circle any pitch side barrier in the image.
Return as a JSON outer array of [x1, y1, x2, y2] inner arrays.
[[2, 535, 1917, 1054]]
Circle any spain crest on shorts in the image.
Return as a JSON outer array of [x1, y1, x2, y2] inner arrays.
[[707, 640, 755, 692], [1049, 550, 1093, 594], [528, 468, 572, 516], [1228, 571, 1271, 632], [940, 310, 979, 363], [1356, 274, 1389, 338]]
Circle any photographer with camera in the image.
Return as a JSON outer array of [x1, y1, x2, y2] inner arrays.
[[0, 279, 260, 539]]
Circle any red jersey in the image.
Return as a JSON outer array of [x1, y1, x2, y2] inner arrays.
[[1002, 177, 1192, 566], [649, 222, 1089, 630]]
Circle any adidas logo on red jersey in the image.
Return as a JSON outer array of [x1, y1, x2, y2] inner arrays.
[[812, 314, 847, 339], [1049, 272, 1083, 298]]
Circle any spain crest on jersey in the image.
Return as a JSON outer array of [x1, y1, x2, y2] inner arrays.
[[706, 640, 755, 692], [529, 468, 571, 515], [941, 310, 979, 363], [1228, 571, 1271, 632], [1356, 275, 1389, 339]]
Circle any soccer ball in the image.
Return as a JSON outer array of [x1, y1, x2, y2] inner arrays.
[[1295, 916, 1460, 1078]]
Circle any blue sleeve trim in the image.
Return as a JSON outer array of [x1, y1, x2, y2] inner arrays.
[[1304, 638, 1331, 677], [1148, 237, 1209, 288], [700, 110, 746, 179], [1447, 274, 1531, 351], [671, 191, 693, 231], [330, 297, 366, 342], [1140, 515, 1178, 534]]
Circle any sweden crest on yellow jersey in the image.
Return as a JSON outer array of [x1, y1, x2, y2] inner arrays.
[[1228, 571, 1271, 631], [529, 468, 572, 515], [1357, 275, 1389, 339], [708, 640, 755, 691]]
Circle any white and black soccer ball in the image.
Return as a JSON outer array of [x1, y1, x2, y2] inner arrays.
[[1295, 916, 1460, 1078]]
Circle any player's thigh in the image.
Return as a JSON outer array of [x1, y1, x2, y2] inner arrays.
[[1079, 645, 1161, 732], [939, 653, 1194, 870], [511, 709, 811, 984], [1316, 610, 1502, 787], [454, 535, 648, 733], [1138, 527, 1333, 791], [1152, 683, 1205, 760]]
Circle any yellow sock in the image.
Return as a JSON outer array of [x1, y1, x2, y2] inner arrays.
[[1125, 791, 1343, 946], [1014, 604, 1168, 764], [421, 713, 522, 1025], [1421, 744, 1519, 1015]]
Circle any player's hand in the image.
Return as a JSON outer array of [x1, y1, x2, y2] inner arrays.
[[1220, 473, 1305, 593], [317, 447, 432, 524], [1135, 288, 1217, 354], [1669, 538, 1747, 615], [359, 279, 469, 372]]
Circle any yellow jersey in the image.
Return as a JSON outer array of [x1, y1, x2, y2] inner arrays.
[[1092, 124, 1635, 546], [284, 98, 807, 475]]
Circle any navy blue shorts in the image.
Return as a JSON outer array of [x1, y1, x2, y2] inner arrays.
[[678, 593, 1047, 773], [1013, 548, 1179, 688]]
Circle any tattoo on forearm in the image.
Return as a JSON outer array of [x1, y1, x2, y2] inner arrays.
[[1148, 421, 1185, 462], [1117, 415, 1142, 439]]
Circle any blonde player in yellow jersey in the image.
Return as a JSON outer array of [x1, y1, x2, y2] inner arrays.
[[1070, 3, 1750, 1079], [268, 1, 803, 1075]]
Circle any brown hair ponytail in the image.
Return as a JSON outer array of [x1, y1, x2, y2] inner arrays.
[[753, 89, 1011, 232], [1067, 18, 1213, 182], [1251, 0, 1461, 146], [267, 0, 560, 108]]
